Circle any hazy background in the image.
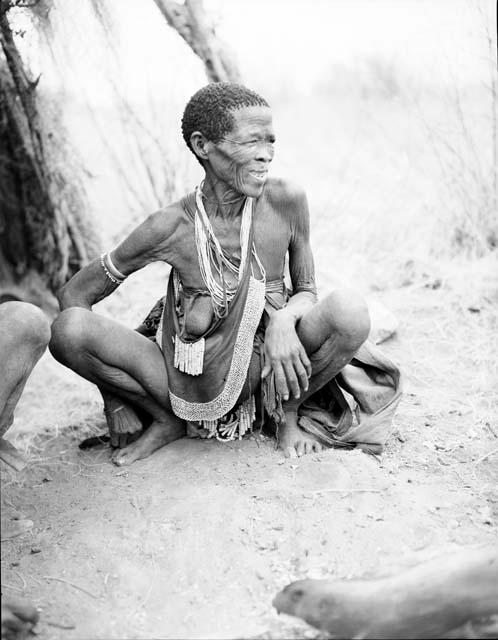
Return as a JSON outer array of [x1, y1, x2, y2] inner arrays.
[[14, 0, 497, 296]]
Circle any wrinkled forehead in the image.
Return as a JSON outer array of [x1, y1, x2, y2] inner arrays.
[[227, 105, 274, 137]]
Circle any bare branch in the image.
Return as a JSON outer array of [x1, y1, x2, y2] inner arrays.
[[152, 0, 240, 83]]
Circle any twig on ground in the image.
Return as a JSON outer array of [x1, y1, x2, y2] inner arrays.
[[141, 578, 155, 609], [475, 446, 498, 465], [303, 488, 382, 496], [28, 454, 68, 462], [2, 496, 19, 512], [1, 582, 23, 593], [14, 570, 27, 590], [42, 575, 100, 600], [46, 621, 76, 630], [78, 460, 109, 468]]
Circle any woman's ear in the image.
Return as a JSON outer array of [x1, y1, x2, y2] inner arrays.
[[190, 131, 210, 161]]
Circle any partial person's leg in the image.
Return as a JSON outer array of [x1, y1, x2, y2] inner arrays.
[[49, 308, 185, 465], [0, 302, 51, 469], [278, 289, 370, 457], [1, 594, 39, 640], [0, 303, 51, 637]]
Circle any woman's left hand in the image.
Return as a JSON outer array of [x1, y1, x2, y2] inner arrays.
[[261, 311, 311, 401]]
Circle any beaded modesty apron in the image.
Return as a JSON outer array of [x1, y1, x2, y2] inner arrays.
[[159, 185, 266, 437], [136, 186, 402, 450]]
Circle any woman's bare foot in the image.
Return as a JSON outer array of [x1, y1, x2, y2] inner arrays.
[[1, 595, 39, 640], [278, 412, 323, 458], [102, 394, 144, 449], [110, 418, 186, 466]]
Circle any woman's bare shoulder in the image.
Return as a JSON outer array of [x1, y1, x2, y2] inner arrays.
[[264, 177, 307, 210], [144, 198, 189, 236]]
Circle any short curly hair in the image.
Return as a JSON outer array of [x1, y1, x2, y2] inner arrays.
[[181, 82, 269, 157]]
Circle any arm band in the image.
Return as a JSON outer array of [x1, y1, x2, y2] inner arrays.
[[100, 253, 127, 285], [106, 252, 127, 280]]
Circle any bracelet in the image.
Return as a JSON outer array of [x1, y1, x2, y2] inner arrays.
[[106, 252, 127, 281], [100, 253, 126, 285]]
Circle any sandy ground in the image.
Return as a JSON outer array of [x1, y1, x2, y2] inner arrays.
[[1, 262, 498, 639]]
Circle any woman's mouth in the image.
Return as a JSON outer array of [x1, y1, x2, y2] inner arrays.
[[249, 170, 268, 183]]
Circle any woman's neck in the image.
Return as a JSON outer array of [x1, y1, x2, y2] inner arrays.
[[200, 176, 245, 220]]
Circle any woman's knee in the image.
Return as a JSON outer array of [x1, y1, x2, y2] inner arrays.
[[49, 307, 92, 363], [324, 289, 371, 350], [0, 302, 51, 351]]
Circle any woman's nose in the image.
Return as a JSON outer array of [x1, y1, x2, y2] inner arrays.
[[256, 141, 274, 162]]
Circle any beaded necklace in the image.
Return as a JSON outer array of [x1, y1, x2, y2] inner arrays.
[[194, 183, 265, 318], [173, 184, 265, 377]]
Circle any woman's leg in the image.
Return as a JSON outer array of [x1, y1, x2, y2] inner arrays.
[[50, 308, 185, 466], [0, 302, 51, 470], [278, 289, 370, 457]]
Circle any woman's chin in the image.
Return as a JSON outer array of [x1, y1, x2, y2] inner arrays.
[[243, 179, 267, 198]]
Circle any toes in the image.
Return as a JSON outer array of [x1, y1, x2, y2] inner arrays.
[[111, 450, 128, 466], [112, 454, 126, 467], [110, 448, 124, 464], [284, 446, 297, 459], [296, 441, 305, 457], [312, 441, 322, 453], [111, 444, 140, 467]]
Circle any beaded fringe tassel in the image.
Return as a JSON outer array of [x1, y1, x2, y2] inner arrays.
[[202, 395, 256, 442], [174, 335, 205, 376]]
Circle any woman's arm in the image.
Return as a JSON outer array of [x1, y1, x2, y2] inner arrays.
[[262, 184, 317, 400], [58, 208, 176, 310]]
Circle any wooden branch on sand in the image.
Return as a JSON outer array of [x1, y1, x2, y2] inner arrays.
[[273, 546, 498, 639]]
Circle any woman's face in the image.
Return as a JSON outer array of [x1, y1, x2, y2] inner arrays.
[[204, 105, 275, 198]]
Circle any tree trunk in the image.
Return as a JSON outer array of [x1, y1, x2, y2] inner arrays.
[[152, 0, 240, 83], [0, 1, 99, 312]]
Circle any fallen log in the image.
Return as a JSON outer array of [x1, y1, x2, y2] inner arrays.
[[273, 546, 498, 639]]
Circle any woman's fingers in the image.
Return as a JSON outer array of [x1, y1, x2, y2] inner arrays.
[[300, 346, 312, 379], [273, 362, 290, 400], [261, 362, 272, 380], [293, 355, 309, 393], [270, 357, 311, 402], [265, 339, 312, 402], [283, 360, 300, 400]]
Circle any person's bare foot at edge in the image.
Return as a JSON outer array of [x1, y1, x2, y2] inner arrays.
[[278, 411, 323, 458], [110, 419, 186, 466]]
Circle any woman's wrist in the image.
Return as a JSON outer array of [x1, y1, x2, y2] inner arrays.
[[270, 306, 298, 327]]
